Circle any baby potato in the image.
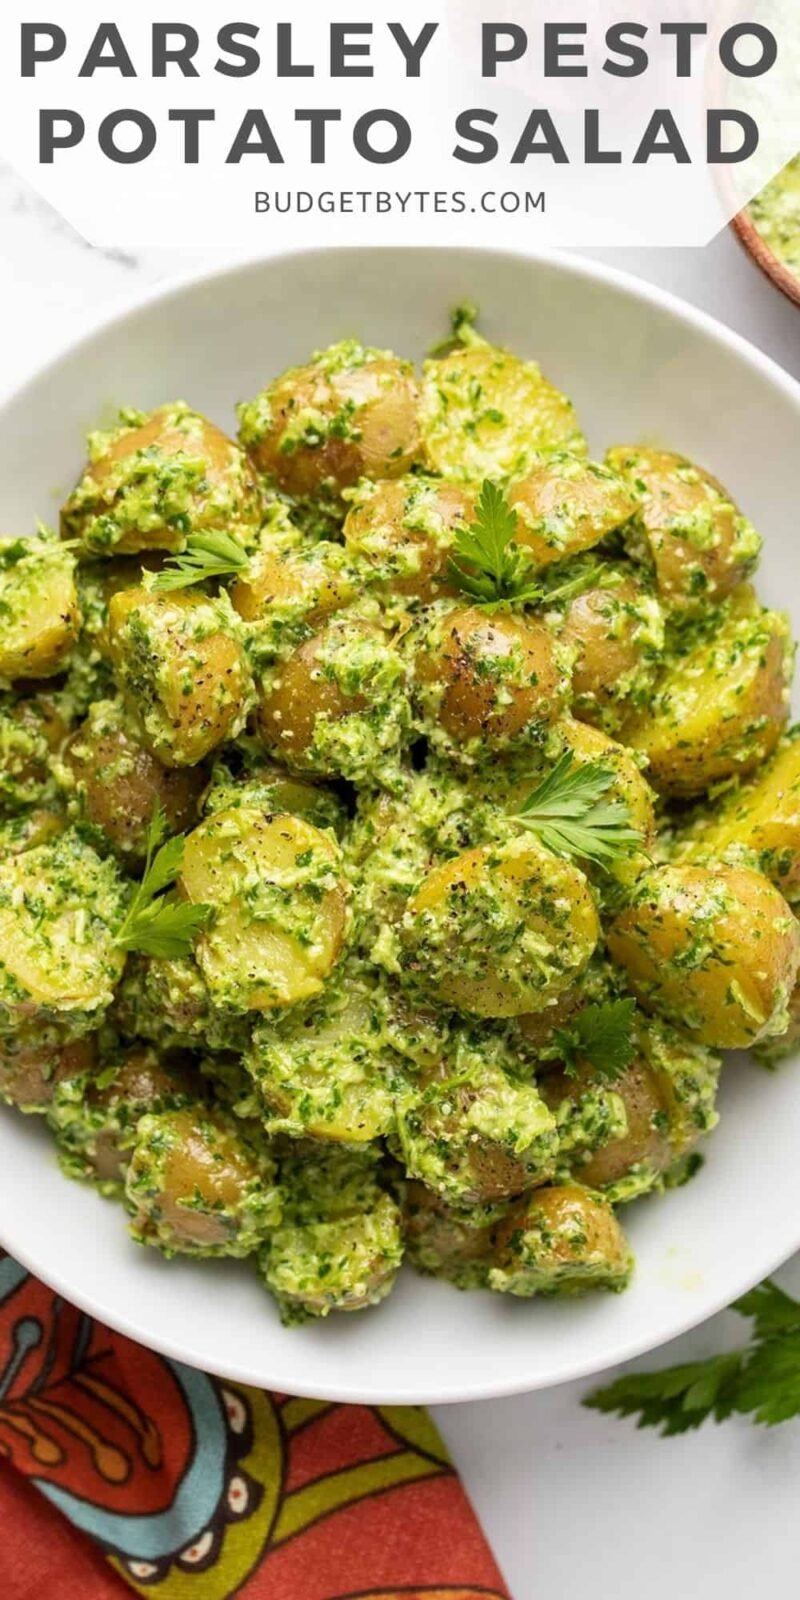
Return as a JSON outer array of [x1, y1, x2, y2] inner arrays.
[[0, 829, 126, 1035], [0, 537, 79, 682], [398, 836, 599, 1017], [676, 735, 800, 903], [754, 977, 800, 1067], [343, 476, 474, 602], [63, 699, 206, 860], [261, 1145, 403, 1321], [0, 692, 69, 811], [557, 571, 664, 728], [62, 402, 264, 556], [237, 340, 421, 499], [624, 588, 792, 796], [508, 455, 640, 568], [411, 604, 569, 761], [421, 338, 586, 480], [247, 964, 396, 1143], [543, 1018, 720, 1197], [203, 751, 346, 836], [51, 1045, 200, 1189], [607, 445, 761, 612], [489, 1184, 633, 1297], [180, 807, 348, 1012], [0, 1030, 95, 1113], [113, 953, 250, 1055], [608, 863, 800, 1048], [403, 1181, 498, 1289], [258, 615, 411, 782], [108, 587, 252, 767], [394, 1048, 558, 1206], [231, 530, 356, 630], [126, 1106, 281, 1257]]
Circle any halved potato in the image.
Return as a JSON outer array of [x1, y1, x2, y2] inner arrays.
[[0, 538, 79, 681], [623, 588, 791, 796], [399, 836, 599, 1017], [608, 863, 800, 1048], [180, 807, 349, 1011], [509, 456, 639, 567], [108, 587, 251, 767], [607, 445, 761, 612]]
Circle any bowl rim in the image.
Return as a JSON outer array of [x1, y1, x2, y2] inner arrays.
[[2, 242, 800, 1403], [731, 208, 800, 310]]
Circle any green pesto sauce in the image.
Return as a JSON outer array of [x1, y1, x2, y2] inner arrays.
[[749, 155, 800, 283]]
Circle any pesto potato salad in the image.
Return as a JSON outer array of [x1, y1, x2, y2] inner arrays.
[[1, 304, 798, 1327]]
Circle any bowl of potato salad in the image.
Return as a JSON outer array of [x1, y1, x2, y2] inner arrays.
[[0, 248, 799, 1404]]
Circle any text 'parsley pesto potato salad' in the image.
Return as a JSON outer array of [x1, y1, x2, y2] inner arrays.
[[0, 304, 798, 1325]]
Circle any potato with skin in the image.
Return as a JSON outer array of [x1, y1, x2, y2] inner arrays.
[[676, 735, 800, 903], [0, 1031, 95, 1114], [247, 963, 396, 1143], [394, 1045, 558, 1206], [62, 699, 206, 860], [0, 693, 69, 811], [260, 1145, 403, 1321], [0, 537, 79, 682], [397, 836, 599, 1018], [403, 1181, 499, 1289], [258, 615, 411, 782], [108, 587, 252, 768], [508, 455, 640, 568], [541, 1018, 720, 1197], [608, 863, 800, 1049], [488, 1184, 633, 1297], [343, 476, 474, 602], [180, 807, 349, 1013], [62, 403, 264, 556], [237, 340, 421, 499], [0, 829, 126, 1036], [411, 603, 570, 762], [557, 571, 664, 728], [51, 1046, 200, 1189], [231, 530, 356, 629], [607, 445, 761, 612], [126, 1106, 281, 1257], [113, 954, 250, 1056], [624, 588, 792, 796], [203, 751, 346, 836], [421, 324, 586, 480]]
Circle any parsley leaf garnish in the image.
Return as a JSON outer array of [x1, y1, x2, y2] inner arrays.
[[448, 479, 601, 609], [555, 998, 637, 1081], [116, 803, 211, 958], [151, 530, 249, 593], [514, 753, 645, 868], [585, 1280, 800, 1433], [449, 479, 552, 606]]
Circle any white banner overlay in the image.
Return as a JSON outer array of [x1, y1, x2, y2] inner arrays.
[[0, 0, 797, 248]]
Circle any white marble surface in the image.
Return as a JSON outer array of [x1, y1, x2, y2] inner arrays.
[[2, 157, 800, 1600]]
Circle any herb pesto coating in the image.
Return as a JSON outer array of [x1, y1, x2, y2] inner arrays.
[[3, 307, 798, 1329], [62, 403, 264, 557]]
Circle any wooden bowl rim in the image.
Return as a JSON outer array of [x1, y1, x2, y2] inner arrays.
[[731, 207, 800, 309]]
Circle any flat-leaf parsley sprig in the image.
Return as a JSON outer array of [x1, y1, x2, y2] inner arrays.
[[151, 530, 249, 594], [585, 1279, 800, 1433], [116, 803, 211, 958], [513, 753, 645, 869], [555, 997, 637, 1082], [448, 480, 600, 609]]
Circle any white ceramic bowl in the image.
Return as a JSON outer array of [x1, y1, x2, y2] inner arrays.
[[1, 247, 799, 1405]]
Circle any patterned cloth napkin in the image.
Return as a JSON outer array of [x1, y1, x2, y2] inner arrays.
[[0, 1253, 510, 1599]]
